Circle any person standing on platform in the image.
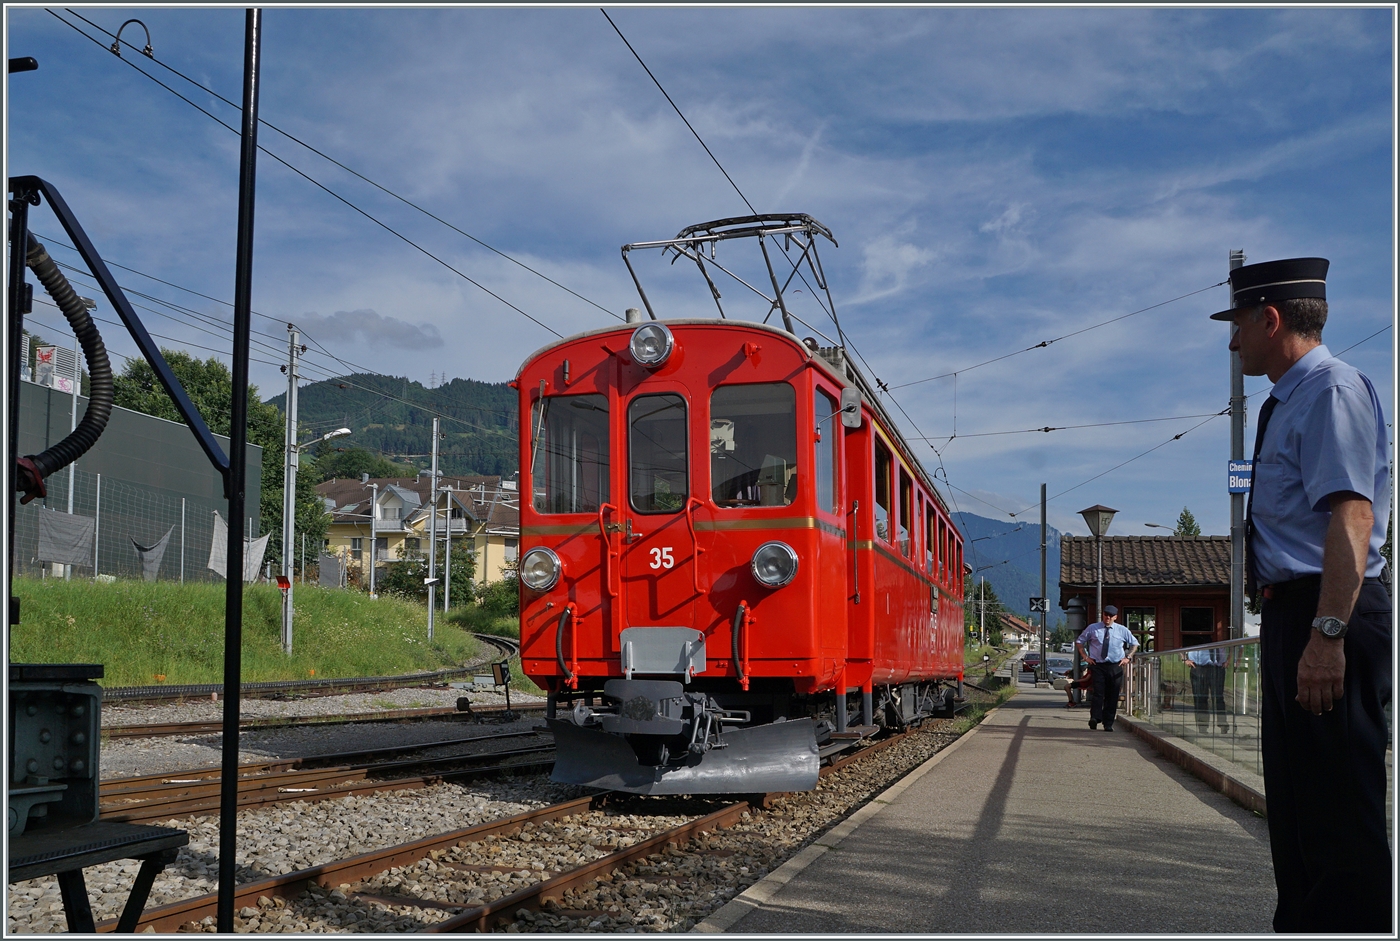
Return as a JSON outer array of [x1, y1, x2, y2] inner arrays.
[[1185, 646, 1230, 733], [1211, 256, 1391, 934], [1074, 605, 1138, 731]]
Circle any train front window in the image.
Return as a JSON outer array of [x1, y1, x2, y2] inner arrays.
[[530, 393, 610, 514], [629, 394, 688, 514], [711, 383, 798, 508], [814, 389, 837, 514]]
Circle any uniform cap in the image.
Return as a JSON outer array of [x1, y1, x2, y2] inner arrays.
[[1103, 605, 1118, 616], [1210, 257, 1329, 321]]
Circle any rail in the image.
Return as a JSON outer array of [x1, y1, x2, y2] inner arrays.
[[1127, 636, 1261, 777]]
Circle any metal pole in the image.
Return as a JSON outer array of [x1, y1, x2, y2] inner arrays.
[[427, 417, 439, 640], [1039, 482, 1047, 683], [1096, 535, 1104, 626], [300, 532, 305, 584], [219, 10, 261, 932], [444, 490, 451, 613], [369, 483, 378, 597], [281, 325, 299, 654], [1229, 248, 1247, 639], [93, 473, 100, 577], [979, 577, 985, 646], [180, 498, 186, 584]]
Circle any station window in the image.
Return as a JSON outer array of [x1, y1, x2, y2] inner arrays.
[[404, 537, 422, 557], [813, 389, 838, 514], [874, 442, 893, 542], [350, 537, 363, 561], [1180, 607, 1213, 649], [710, 383, 797, 508], [531, 393, 610, 514], [1124, 607, 1157, 653], [898, 468, 913, 557], [630, 394, 688, 514]]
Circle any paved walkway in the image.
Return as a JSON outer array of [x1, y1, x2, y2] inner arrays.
[[711, 685, 1277, 934]]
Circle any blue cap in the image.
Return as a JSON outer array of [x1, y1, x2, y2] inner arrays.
[[1210, 257, 1329, 320]]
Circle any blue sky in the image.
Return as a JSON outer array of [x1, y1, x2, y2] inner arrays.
[[6, 6, 1394, 539]]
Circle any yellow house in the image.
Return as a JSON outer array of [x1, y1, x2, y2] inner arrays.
[[316, 474, 519, 590]]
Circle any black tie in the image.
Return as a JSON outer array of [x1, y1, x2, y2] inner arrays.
[[1245, 395, 1279, 599], [1102, 623, 1113, 663]]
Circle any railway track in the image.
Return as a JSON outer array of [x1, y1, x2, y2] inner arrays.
[[98, 730, 556, 823], [92, 720, 947, 933], [102, 701, 544, 740], [100, 633, 522, 704]]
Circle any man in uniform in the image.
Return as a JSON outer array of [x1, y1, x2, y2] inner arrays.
[[1074, 605, 1137, 731], [1211, 256, 1391, 933]]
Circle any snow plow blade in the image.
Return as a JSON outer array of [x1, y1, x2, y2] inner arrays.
[[547, 717, 820, 795]]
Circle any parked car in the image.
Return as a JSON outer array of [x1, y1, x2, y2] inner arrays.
[[1046, 655, 1088, 678], [1021, 651, 1042, 672]]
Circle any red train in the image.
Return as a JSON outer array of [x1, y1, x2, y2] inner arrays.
[[513, 215, 966, 794]]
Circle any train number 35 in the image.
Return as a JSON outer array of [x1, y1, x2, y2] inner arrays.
[[649, 547, 675, 570]]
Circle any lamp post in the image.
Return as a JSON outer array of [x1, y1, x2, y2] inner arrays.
[[1079, 503, 1118, 631], [282, 426, 351, 654]]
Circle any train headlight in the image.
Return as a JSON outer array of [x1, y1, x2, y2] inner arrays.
[[629, 323, 674, 367], [519, 547, 562, 592], [750, 541, 799, 588]]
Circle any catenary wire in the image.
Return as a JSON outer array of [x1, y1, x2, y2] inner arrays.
[[48, 10, 564, 339], [62, 8, 622, 324]]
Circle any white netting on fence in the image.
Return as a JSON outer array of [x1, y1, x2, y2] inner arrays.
[[12, 468, 261, 583]]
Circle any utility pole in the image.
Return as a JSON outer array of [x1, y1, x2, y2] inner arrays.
[[979, 576, 985, 646], [369, 483, 378, 598], [65, 328, 80, 580], [280, 324, 301, 655], [443, 486, 452, 612], [427, 417, 440, 641], [1039, 482, 1048, 684], [1229, 249, 1247, 639]]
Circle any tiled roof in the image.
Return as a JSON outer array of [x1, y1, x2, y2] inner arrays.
[[1059, 535, 1231, 588], [316, 475, 518, 534]]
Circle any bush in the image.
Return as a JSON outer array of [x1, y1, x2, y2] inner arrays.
[[477, 577, 520, 617]]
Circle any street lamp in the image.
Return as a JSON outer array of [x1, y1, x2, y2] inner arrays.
[[282, 426, 352, 654], [1079, 504, 1118, 627], [1144, 522, 1171, 531]]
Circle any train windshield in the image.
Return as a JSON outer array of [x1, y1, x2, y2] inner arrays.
[[629, 394, 688, 514], [710, 383, 797, 508], [530, 394, 610, 514]]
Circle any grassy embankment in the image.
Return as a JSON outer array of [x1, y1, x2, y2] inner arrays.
[[9, 577, 478, 688]]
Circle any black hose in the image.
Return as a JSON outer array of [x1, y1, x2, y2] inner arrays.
[[15, 236, 113, 496], [556, 607, 575, 685], [732, 602, 747, 684]]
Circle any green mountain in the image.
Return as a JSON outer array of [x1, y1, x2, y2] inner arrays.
[[268, 374, 518, 478]]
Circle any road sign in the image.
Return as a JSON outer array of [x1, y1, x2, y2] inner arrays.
[[1228, 459, 1253, 494], [1029, 597, 1048, 613]]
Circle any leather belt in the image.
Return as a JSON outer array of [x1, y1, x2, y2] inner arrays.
[[1262, 575, 1383, 600]]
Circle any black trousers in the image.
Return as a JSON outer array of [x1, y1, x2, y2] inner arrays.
[[1190, 663, 1228, 729], [1089, 662, 1123, 727], [1261, 578, 1392, 934]]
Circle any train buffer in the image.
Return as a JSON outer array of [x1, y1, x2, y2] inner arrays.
[[698, 684, 1278, 934]]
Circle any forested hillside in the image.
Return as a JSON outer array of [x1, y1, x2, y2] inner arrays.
[[269, 374, 518, 478], [953, 512, 1062, 622]]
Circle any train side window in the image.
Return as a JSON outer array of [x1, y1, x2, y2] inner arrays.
[[629, 394, 688, 513], [898, 468, 913, 557], [874, 442, 893, 542], [530, 393, 610, 514], [925, 503, 938, 576], [711, 383, 798, 508], [938, 518, 947, 582], [813, 389, 838, 514]]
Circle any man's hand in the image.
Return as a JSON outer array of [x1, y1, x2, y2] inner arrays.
[[1296, 634, 1346, 714]]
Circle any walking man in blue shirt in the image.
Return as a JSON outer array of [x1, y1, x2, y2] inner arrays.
[[1211, 257, 1391, 934], [1074, 605, 1137, 731]]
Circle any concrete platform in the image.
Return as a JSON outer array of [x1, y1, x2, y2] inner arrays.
[[702, 685, 1277, 934]]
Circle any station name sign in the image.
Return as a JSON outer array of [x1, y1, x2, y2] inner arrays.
[[1228, 459, 1253, 494]]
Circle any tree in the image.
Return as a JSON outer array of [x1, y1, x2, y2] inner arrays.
[[1174, 506, 1202, 537], [309, 446, 416, 482], [964, 576, 1006, 645], [112, 349, 328, 568]]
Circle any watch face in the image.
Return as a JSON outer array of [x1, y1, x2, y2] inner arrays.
[[1315, 617, 1347, 637]]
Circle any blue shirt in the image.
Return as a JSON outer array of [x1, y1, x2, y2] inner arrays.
[[1186, 647, 1228, 666], [1250, 345, 1391, 586], [1076, 621, 1137, 661]]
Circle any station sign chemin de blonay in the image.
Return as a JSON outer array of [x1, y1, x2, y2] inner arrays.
[[1228, 460, 1253, 494]]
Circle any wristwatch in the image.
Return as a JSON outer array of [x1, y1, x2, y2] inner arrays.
[[1312, 616, 1348, 640]]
